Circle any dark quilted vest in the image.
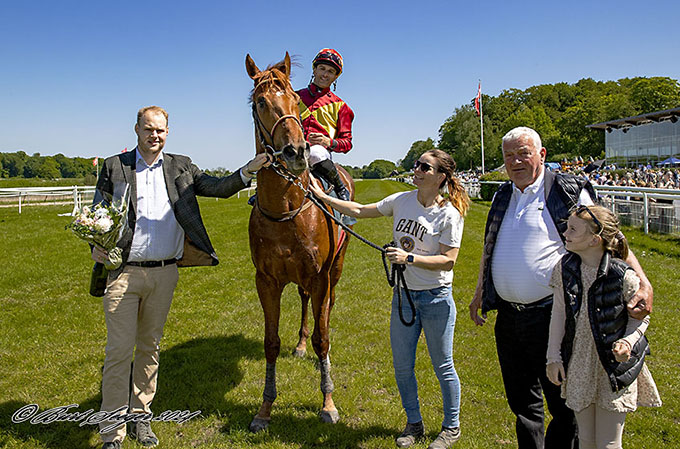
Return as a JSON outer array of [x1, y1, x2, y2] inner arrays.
[[481, 170, 597, 313], [561, 251, 650, 391]]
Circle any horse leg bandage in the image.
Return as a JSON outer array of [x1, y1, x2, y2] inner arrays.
[[319, 356, 334, 394], [263, 362, 277, 402]]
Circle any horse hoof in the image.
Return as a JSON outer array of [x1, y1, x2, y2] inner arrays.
[[292, 348, 306, 358], [249, 417, 271, 433], [319, 409, 340, 424]]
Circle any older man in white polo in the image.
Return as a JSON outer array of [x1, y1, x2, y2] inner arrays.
[[469, 126, 652, 449]]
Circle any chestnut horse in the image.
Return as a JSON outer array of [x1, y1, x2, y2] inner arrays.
[[245, 52, 354, 432]]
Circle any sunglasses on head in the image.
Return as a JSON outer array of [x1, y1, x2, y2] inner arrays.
[[414, 160, 435, 173], [575, 205, 603, 234]]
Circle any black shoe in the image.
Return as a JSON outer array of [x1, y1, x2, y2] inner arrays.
[[129, 421, 158, 447], [248, 194, 257, 206], [101, 442, 121, 449], [396, 421, 424, 448]]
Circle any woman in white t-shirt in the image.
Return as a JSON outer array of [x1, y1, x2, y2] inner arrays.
[[310, 150, 469, 449]]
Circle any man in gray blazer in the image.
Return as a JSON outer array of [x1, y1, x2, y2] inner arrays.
[[92, 106, 268, 449]]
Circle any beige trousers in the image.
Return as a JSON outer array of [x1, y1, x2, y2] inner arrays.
[[99, 264, 179, 443], [575, 404, 627, 449]]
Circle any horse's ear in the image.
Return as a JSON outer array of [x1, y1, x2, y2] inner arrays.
[[246, 54, 260, 80], [283, 52, 291, 78]]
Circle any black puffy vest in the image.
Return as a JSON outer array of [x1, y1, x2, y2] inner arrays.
[[561, 251, 649, 392], [481, 169, 597, 313]]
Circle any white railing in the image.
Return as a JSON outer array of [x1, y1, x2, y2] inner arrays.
[[0, 186, 96, 215], [5, 181, 679, 234], [0, 182, 259, 215], [236, 182, 256, 199], [593, 185, 680, 235], [461, 181, 680, 235]]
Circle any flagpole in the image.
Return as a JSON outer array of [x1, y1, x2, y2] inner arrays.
[[479, 80, 485, 174]]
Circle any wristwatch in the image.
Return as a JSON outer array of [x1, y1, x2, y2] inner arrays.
[[406, 254, 414, 264]]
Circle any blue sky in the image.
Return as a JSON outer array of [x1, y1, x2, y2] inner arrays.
[[1, 1, 679, 170]]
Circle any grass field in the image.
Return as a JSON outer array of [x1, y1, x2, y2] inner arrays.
[[0, 180, 677, 448]]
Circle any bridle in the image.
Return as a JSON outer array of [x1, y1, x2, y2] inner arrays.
[[249, 70, 416, 324], [251, 75, 312, 221], [252, 106, 304, 159], [251, 76, 306, 159]]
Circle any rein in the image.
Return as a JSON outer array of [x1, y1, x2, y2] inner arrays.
[[304, 191, 416, 327], [250, 74, 416, 326], [251, 78, 311, 222], [255, 188, 314, 222], [252, 160, 312, 222]]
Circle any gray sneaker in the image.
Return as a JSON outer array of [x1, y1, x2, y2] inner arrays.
[[428, 426, 461, 449], [101, 442, 121, 449], [129, 420, 159, 447], [396, 421, 424, 448]]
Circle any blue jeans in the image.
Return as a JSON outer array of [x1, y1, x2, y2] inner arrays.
[[390, 285, 460, 428]]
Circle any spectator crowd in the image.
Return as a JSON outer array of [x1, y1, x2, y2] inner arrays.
[[454, 161, 680, 191]]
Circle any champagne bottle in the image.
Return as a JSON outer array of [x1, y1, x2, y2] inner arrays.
[[89, 262, 108, 297]]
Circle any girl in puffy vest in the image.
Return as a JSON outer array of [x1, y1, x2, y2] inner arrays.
[[546, 205, 661, 449]]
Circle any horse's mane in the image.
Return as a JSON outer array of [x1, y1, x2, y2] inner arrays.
[[266, 54, 302, 72], [248, 56, 303, 103]]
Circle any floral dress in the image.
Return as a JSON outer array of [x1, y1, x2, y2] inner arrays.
[[548, 263, 662, 413]]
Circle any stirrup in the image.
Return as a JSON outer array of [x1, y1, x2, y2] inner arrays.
[[335, 185, 350, 201]]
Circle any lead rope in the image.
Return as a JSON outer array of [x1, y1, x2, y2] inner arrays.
[[305, 192, 416, 326], [381, 241, 416, 327]]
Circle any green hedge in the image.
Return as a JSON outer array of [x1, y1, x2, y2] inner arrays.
[[479, 171, 509, 200]]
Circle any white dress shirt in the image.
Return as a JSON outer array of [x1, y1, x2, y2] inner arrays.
[[128, 149, 184, 262], [491, 170, 593, 304]]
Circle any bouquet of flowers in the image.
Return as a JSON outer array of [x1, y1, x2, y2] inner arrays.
[[67, 185, 130, 295]]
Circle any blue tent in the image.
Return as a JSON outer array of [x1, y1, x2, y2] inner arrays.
[[657, 157, 680, 166]]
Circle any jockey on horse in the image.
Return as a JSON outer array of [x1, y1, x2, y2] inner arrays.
[[245, 52, 354, 432], [297, 48, 354, 201]]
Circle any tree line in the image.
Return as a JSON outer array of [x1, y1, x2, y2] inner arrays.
[[5, 77, 679, 182], [0, 151, 98, 182], [400, 76, 680, 172], [0, 150, 403, 182], [189, 162, 403, 180]]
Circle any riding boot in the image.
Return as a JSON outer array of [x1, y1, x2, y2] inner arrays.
[[313, 159, 350, 201]]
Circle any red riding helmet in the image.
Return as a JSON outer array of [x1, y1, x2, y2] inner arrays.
[[312, 48, 343, 75]]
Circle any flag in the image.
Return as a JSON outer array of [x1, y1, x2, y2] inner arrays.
[[474, 82, 482, 116], [92, 157, 98, 167]]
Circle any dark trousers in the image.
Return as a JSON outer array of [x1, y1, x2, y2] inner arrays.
[[495, 299, 578, 449]]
